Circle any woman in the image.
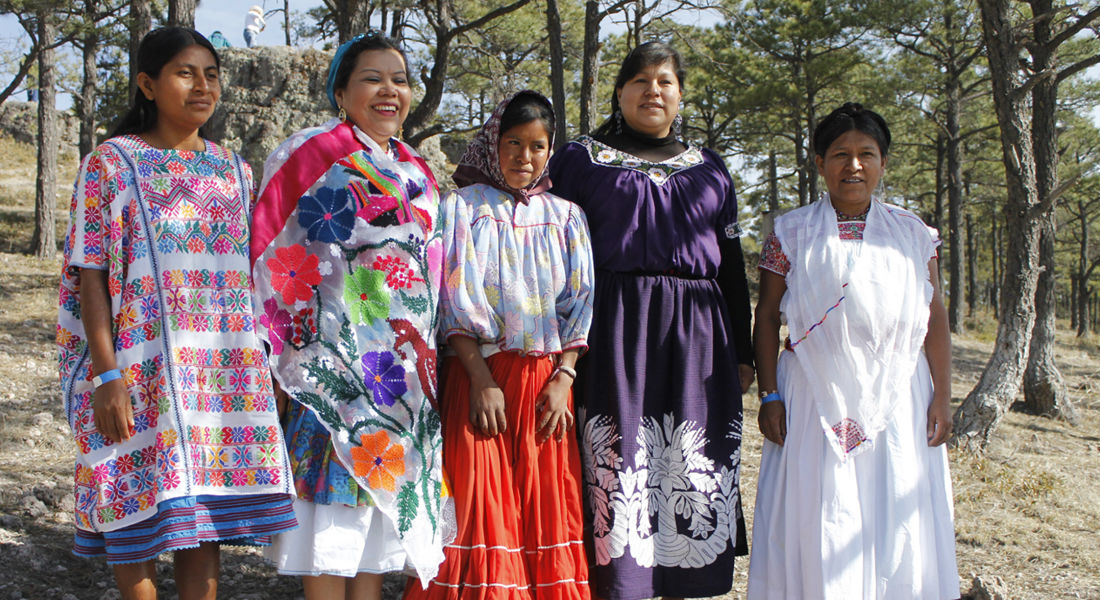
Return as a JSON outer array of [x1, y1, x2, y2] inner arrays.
[[747, 103, 959, 599], [547, 42, 754, 600], [405, 90, 594, 600], [251, 32, 449, 600], [57, 27, 297, 600]]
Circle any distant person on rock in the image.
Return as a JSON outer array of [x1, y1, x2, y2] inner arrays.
[[251, 31, 450, 600], [747, 103, 959, 599], [57, 26, 297, 600], [243, 5, 265, 48]]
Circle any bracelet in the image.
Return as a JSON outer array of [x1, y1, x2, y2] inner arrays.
[[92, 369, 122, 388], [760, 392, 782, 404], [552, 365, 577, 383]]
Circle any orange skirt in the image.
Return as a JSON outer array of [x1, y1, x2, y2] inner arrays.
[[405, 352, 590, 600]]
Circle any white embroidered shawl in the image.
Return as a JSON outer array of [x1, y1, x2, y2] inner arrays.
[[775, 197, 936, 459]]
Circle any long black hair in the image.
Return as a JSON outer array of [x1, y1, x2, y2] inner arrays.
[[591, 41, 686, 138], [813, 103, 892, 157], [109, 27, 220, 138]]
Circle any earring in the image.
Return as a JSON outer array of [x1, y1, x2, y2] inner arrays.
[[614, 110, 624, 135], [338, 106, 347, 121], [672, 114, 683, 137]]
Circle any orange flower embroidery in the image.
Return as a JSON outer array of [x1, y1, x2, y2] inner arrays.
[[350, 431, 406, 492]]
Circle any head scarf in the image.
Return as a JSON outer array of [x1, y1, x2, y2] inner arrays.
[[325, 32, 370, 111], [452, 90, 554, 203]]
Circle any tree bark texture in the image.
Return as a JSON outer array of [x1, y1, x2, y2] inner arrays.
[[966, 213, 976, 316], [168, 0, 198, 27], [1021, 0, 1071, 420], [545, 0, 567, 149], [952, 0, 1045, 451], [128, 0, 152, 103], [32, 8, 57, 258], [946, 72, 965, 333], [579, 1, 601, 135], [1023, 214, 1074, 420], [78, 0, 99, 157]]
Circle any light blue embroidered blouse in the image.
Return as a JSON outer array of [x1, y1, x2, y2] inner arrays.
[[440, 183, 594, 357]]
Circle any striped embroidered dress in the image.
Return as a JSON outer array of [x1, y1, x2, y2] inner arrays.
[[58, 135, 296, 562]]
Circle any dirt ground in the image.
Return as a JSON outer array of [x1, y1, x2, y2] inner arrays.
[[0, 135, 1096, 599]]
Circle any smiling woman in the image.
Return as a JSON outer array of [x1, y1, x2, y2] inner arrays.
[[249, 31, 451, 600]]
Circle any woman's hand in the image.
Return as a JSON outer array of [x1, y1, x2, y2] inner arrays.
[[926, 394, 952, 446], [738, 364, 756, 395], [469, 377, 507, 436], [536, 375, 574, 442], [758, 400, 786, 446], [93, 379, 134, 443]]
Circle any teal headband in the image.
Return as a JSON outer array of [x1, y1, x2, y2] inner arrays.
[[326, 33, 368, 111]]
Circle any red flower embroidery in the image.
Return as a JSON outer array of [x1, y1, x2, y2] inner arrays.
[[266, 245, 322, 305]]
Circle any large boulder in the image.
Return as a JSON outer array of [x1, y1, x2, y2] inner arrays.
[[0, 101, 79, 147]]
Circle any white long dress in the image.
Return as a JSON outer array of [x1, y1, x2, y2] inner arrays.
[[747, 199, 960, 599]]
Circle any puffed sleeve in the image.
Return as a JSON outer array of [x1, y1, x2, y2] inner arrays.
[[556, 202, 594, 351], [438, 187, 499, 343]]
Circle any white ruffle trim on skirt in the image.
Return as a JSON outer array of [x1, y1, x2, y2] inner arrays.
[[264, 497, 408, 577]]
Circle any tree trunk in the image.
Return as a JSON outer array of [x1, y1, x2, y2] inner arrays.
[[966, 212, 976, 316], [334, 0, 371, 44], [1020, 0, 1070, 420], [946, 73, 965, 333], [990, 210, 999, 319], [32, 7, 57, 259], [78, 0, 99, 157], [579, 1, 601, 135], [1077, 201, 1092, 336], [804, 69, 818, 205], [952, 0, 1045, 450], [768, 150, 779, 213], [284, 0, 292, 45], [545, 0, 567, 148], [168, 0, 198, 27], [934, 133, 945, 230], [1023, 213, 1074, 420], [129, 0, 152, 103]]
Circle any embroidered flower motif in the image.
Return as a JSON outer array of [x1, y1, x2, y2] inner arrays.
[[343, 266, 390, 325], [361, 351, 407, 406], [266, 244, 322, 305], [298, 186, 356, 242], [350, 431, 406, 492], [596, 149, 616, 163], [372, 255, 422, 289], [621, 158, 642, 169], [831, 418, 869, 454], [647, 168, 668, 184]]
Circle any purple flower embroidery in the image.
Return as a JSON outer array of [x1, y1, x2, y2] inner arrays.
[[259, 298, 293, 355], [361, 351, 407, 406]]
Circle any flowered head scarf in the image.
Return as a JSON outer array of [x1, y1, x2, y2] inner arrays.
[[452, 90, 554, 203]]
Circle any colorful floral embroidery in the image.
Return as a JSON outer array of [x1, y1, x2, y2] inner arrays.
[[361, 351, 407, 406], [351, 431, 406, 492], [267, 244, 322, 305], [58, 136, 291, 534], [344, 266, 391, 325], [831, 418, 869, 454], [299, 186, 356, 242]]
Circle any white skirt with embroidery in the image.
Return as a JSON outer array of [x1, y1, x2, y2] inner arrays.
[[264, 497, 408, 577], [747, 350, 960, 599]]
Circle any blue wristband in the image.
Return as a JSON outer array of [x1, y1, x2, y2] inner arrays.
[[92, 369, 122, 388], [760, 392, 782, 404]]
